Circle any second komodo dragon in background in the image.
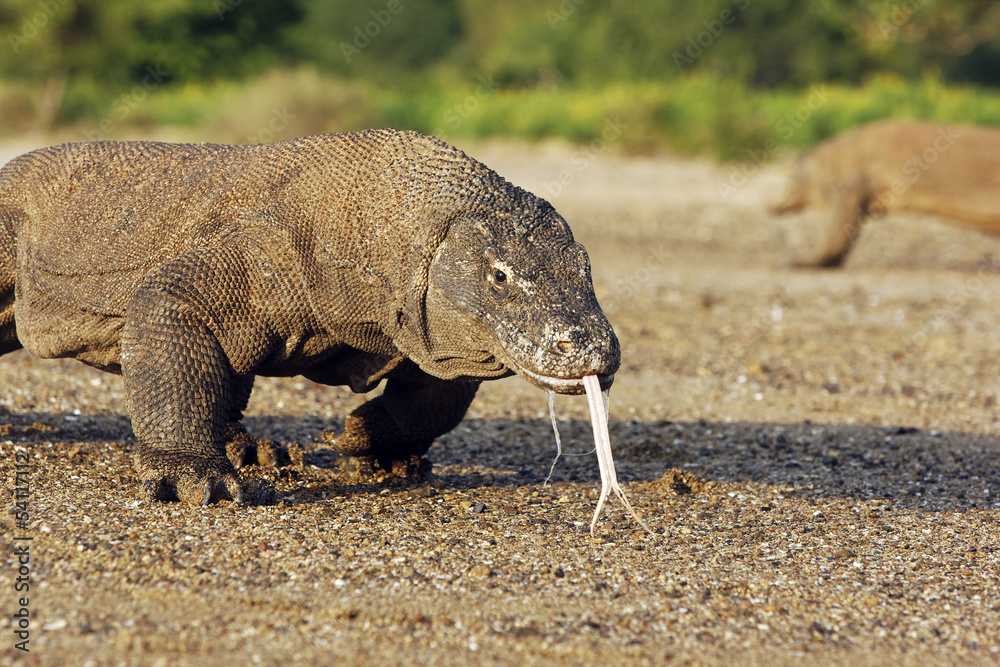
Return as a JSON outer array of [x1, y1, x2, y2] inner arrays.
[[0, 129, 619, 505], [772, 119, 1000, 267]]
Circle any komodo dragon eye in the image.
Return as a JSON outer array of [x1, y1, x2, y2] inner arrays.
[[487, 264, 512, 299], [483, 247, 512, 297]]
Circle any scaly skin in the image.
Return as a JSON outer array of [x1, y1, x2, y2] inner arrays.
[[0, 130, 619, 503]]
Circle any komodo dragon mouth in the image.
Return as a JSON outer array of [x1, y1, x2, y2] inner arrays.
[[509, 362, 615, 395]]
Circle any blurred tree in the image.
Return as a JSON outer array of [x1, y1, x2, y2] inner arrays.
[[874, 0, 1000, 85], [448, 0, 1000, 89], [0, 0, 302, 122], [290, 0, 463, 82]]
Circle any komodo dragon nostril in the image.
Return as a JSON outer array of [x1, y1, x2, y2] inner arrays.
[[547, 325, 584, 355]]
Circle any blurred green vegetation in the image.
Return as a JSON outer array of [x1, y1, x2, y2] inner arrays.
[[2, 0, 1000, 157]]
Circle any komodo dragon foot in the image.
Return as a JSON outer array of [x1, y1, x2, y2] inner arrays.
[[325, 398, 435, 482], [136, 422, 286, 506], [323, 371, 478, 482], [224, 422, 301, 470], [337, 398, 430, 457], [137, 457, 276, 506]]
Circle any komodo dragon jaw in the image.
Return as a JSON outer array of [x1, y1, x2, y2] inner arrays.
[[503, 361, 615, 395]]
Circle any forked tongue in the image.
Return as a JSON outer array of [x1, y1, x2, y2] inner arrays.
[[582, 374, 652, 537]]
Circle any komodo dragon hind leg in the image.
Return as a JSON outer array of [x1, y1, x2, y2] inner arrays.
[[331, 366, 479, 478]]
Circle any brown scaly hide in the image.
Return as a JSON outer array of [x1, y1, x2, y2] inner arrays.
[[0, 129, 619, 504], [771, 119, 1000, 267]]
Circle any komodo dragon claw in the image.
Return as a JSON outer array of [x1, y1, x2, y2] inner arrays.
[[200, 474, 274, 506], [202, 474, 272, 507]]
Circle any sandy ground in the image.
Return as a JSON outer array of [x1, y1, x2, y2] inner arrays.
[[1, 137, 999, 666]]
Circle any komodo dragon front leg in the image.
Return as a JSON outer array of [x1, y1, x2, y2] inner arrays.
[[121, 246, 277, 505], [793, 179, 868, 267]]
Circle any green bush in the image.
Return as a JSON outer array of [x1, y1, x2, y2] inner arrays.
[[101, 69, 1000, 160]]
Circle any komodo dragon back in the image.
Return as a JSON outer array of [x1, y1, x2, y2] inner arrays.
[[0, 129, 619, 505], [6, 141, 252, 315]]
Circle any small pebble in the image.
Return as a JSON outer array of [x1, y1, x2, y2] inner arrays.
[[467, 565, 492, 579]]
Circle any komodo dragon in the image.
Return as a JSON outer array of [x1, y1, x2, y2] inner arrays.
[[771, 119, 1000, 267], [0, 129, 619, 505]]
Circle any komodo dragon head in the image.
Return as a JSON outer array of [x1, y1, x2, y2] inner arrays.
[[423, 202, 620, 396]]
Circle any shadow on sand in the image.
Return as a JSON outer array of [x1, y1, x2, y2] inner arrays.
[[3, 409, 997, 511]]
